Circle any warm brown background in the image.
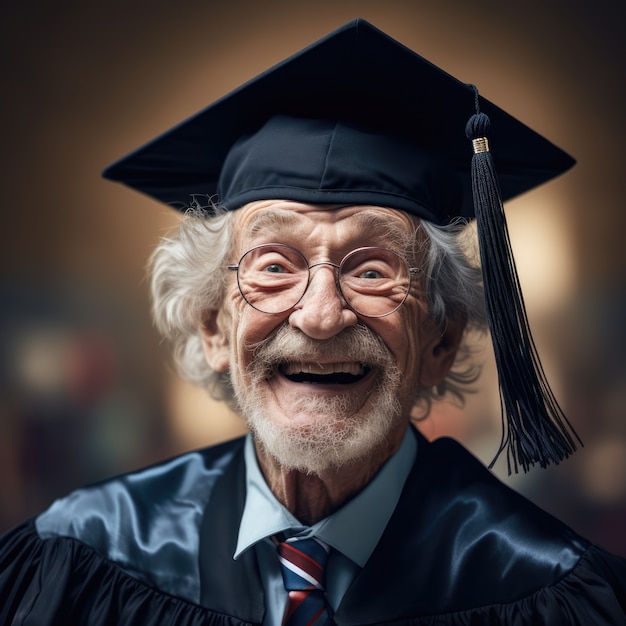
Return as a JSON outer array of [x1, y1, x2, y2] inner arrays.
[[1, 0, 625, 555]]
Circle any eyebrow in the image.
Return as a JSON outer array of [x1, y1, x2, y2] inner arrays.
[[245, 209, 300, 237], [351, 211, 416, 249]]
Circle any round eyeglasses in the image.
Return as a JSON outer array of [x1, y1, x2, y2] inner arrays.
[[227, 244, 422, 318]]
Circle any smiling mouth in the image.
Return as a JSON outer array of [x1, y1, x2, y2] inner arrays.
[[278, 361, 372, 384]]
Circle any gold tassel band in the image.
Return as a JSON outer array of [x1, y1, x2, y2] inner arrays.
[[472, 137, 490, 154]]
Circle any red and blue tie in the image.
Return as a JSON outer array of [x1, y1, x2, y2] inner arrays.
[[276, 537, 332, 625]]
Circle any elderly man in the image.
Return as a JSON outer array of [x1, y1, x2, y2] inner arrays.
[[1, 19, 625, 625]]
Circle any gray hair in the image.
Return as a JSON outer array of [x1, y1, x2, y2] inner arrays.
[[415, 219, 487, 413], [149, 204, 487, 411]]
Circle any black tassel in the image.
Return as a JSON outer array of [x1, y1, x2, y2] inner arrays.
[[465, 86, 581, 473]]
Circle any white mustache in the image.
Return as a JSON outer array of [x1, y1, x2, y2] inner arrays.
[[247, 324, 395, 373]]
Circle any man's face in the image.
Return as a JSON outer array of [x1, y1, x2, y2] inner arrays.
[[203, 201, 457, 475]]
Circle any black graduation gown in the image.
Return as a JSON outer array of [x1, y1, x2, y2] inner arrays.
[[1, 430, 625, 625]]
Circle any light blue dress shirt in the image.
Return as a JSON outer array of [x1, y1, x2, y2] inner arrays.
[[234, 427, 417, 625]]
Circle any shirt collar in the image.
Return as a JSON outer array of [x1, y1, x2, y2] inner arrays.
[[235, 427, 417, 566]]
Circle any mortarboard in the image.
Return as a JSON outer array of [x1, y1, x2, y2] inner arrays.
[[103, 18, 580, 472]]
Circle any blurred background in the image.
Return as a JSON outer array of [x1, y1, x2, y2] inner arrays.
[[0, 0, 624, 555]]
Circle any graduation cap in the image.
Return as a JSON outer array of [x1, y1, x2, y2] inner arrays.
[[103, 18, 580, 472]]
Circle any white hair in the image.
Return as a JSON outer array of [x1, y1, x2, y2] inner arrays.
[[149, 204, 487, 411], [149, 202, 234, 400]]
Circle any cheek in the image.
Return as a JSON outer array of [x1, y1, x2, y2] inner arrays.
[[229, 303, 290, 367], [368, 302, 427, 380]]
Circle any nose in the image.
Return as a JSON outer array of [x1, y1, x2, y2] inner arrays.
[[289, 264, 358, 340]]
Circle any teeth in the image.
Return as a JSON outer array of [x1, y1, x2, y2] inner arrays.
[[282, 362, 366, 376]]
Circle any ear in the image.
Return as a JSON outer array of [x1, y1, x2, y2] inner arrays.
[[200, 309, 230, 372], [419, 315, 466, 387]]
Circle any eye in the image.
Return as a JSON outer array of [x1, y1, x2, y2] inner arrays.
[[247, 248, 299, 274], [359, 269, 385, 280], [347, 257, 395, 281], [341, 248, 406, 281], [240, 245, 308, 284]]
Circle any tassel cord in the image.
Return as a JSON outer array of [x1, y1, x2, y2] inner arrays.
[[466, 100, 581, 472]]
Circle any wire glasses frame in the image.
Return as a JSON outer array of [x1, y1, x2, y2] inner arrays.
[[227, 243, 422, 318]]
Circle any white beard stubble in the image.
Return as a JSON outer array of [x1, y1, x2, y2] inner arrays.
[[231, 324, 405, 475]]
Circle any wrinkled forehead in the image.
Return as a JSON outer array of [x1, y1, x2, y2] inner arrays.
[[232, 200, 422, 249]]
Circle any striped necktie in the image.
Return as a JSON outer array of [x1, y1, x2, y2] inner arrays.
[[276, 537, 333, 625]]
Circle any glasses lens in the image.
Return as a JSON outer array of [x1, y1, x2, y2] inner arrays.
[[339, 248, 410, 317], [237, 244, 309, 314]]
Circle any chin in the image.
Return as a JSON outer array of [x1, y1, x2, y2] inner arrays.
[[241, 378, 403, 475]]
